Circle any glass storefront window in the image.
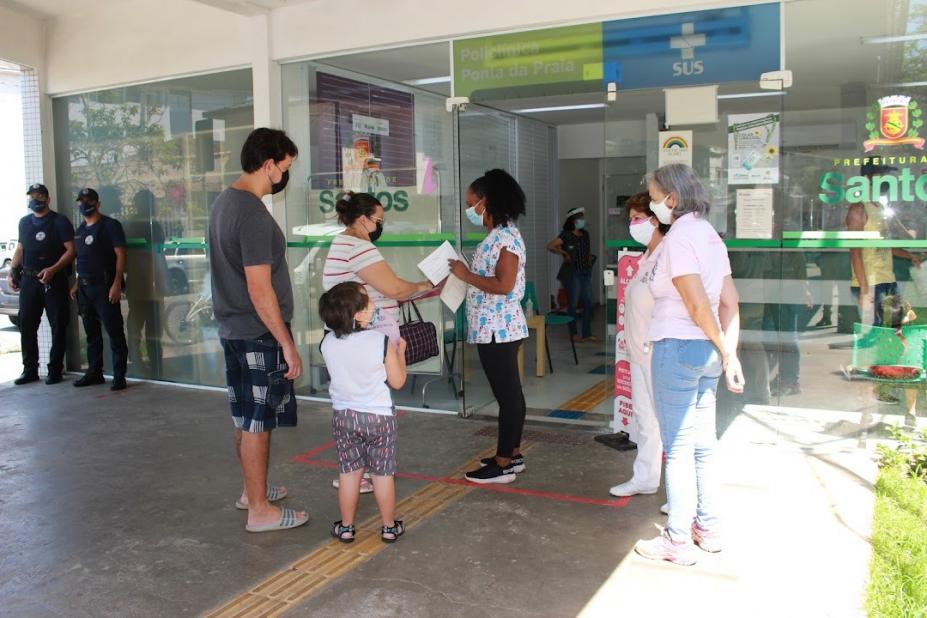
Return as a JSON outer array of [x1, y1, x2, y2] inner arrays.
[[775, 0, 927, 428], [52, 68, 254, 386], [282, 61, 460, 410], [598, 0, 927, 431]]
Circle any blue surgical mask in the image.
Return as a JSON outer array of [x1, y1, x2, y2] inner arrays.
[[28, 199, 47, 212], [574, 218, 586, 231], [465, 204, 484, 226], [357, 306, 379, 329]]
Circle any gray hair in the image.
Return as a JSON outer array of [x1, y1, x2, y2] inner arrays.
[[646, 164, 710, 219]]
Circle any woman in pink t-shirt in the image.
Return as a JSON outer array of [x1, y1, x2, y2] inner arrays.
[[609, 192, 670, 499], [633, 164, 745, 567]]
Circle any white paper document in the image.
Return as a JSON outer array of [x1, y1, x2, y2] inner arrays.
[[436, 276, 465, 312], [417, 240, 459, 285], [417, 240, 468, 312]]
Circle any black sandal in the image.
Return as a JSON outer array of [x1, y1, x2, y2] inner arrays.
[[381, 520, 404, 544], [331, 520, 355, 544]]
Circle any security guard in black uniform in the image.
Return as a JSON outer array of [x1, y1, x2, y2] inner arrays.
[[70, 188, 129, 391], [8, 183, 76, 385]]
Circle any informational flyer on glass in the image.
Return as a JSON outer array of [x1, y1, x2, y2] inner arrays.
[[727, 113, 780, 184], [658, 130, 693, 167], [735, 188, 774, 239]]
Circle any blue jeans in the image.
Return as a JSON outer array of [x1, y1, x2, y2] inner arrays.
[[567, 270, 594, 338], [850, 282, 898, 326], [652, 338, 722, 542]]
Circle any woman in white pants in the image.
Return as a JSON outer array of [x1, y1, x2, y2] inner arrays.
[[610, 192, 670, 497]]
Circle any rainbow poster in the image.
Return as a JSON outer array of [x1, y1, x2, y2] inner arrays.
[[658, 130, 693, 167]]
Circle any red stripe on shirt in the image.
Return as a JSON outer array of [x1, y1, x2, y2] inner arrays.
[[350, 246, 378, 260]]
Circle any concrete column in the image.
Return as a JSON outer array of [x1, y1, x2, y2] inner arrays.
[[249, 14, 288, 232]]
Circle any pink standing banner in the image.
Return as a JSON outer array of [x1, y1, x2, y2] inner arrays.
[[613, 251, 643, 435]]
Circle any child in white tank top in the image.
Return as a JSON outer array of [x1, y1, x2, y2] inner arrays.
[[319, 282, 408, 544]]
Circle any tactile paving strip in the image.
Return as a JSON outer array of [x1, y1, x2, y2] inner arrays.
[[205, 444, 533, 618], [556, 378, 611, 413]]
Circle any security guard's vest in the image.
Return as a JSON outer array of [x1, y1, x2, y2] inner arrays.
[[75, 216, 118, 280], [20, 211, 67, 272]]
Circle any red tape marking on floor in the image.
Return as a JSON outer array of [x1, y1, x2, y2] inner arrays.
[[293, 458, 630, 509], [289, 440, 336, 464]]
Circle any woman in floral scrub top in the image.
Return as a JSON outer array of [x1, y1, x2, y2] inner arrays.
[[449, 169, 529, 485]]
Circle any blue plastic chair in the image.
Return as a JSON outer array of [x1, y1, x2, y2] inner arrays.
[[521, 281, 578, 372]]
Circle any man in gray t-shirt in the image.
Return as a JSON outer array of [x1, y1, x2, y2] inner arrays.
[[209, 187, 293, 340], [207, 127, 308, 533]]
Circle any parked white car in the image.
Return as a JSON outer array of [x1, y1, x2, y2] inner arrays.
[[0, 239, 17, 268], [0, 265, 18, 327], [162, 244, 208, 296]]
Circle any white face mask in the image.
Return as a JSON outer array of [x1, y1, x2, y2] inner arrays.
[[650, 196, 674, 224], [629, 218, 656, 246]]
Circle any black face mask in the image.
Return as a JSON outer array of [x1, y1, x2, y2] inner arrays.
[[79, 202, 98, 217], [28, 198, 47, 212], [271, 169, 289, 195], [368, 220, 384, 243]]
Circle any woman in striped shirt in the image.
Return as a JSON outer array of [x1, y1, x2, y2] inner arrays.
[[322, 192, 433, 345]]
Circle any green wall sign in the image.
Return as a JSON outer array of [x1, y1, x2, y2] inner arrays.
[[818, 155, 927, 205], [453, 24, 604, 99]]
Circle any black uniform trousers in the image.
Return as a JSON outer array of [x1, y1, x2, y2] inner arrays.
[[18, 274, 70, 376], [77, 281, 128, 378]]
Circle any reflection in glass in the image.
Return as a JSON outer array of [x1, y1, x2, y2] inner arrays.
[[53, 69, 253, 386]]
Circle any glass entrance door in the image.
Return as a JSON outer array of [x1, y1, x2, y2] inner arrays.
[[456, 103, 518, 418]]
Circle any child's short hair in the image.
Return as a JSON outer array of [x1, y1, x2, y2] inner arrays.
[[319, 281, 369, 337]]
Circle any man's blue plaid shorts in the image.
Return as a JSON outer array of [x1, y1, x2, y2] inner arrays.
[[221, 334, 297, 433]]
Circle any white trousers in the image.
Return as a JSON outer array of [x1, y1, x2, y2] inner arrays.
[[630, 359, 663, 488]]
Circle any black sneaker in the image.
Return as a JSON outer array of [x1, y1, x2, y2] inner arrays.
[[110, 377, 127, 391], [73, 373, 105, 388], [13, 372, 39, 385], [465, 462, 518, 484], [45, 374, 63, 385], [479, 455, 526, 473]]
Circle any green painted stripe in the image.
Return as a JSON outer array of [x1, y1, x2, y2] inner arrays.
[[604, 239, 780, 249], [288, 232, 488, 249], [127, 239, 207, 250], [288, 240, 448, 248], [125, 234, 474, 250], [724, 239, 782, 248], [608, 238, 927, 249], [605, 240, 646, 250]]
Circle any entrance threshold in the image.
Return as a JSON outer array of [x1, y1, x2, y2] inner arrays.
[[72, 372, 463, 417]]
